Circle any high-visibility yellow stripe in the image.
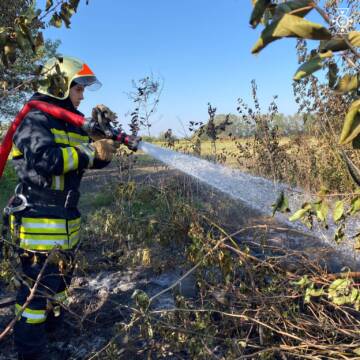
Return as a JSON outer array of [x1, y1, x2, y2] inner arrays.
[[76, 143, 95, 167], [68, 218, 81, 225], [20, 224, 67, 234], [22, 218, 66, 225], [67, 132, 88, 141], [68, 218, 81, 231], [54, 135, 69, 145], [70, 230, 80, 247], [51, 129, 69, 145], [19, 232, 68, 250], [61, 147, 79, 173], [68, 133, 89, 147], [16, 217, 81, 250], [20, 244, 64, 251], [51, 129, 89, 146], [19, 233, 67, 241], [69, 227, 80, 235], [62, 147, 69, 172], [10, 215, 15, 232], [51, 175, 65, 190], [51, 129, 67, 136], [15, 304, 47, 324]]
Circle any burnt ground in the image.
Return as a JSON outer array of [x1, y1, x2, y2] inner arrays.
[[0, 155, 357, 359]]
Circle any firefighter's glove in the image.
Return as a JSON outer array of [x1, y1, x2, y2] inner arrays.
[[92, 139, 118, 162], [92, 104, 117, 123], [90, 104, 117, 141], [123, 134, 142, 152]]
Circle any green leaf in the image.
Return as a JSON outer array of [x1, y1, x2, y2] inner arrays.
[[304, 286, 324, 303], [334, 74, 359, 94], [314, 200, 328, 223], [339, 99, 360, 145], [349, 31, 360, 47], [69, 0, 80, 12], [289, 203, 311, 222], [50, 13, 62, 28], [252, 14, 331, 54], [291, 275, 311, 288], [318, 186, 329, 197], [16, 17, 36, 51], [328, 278, 359, 306], [319, 32, 360, 53], [320, 38, 348, 52], [34, 32, 44, 52], [334, 224, 345, 244], [328, 62, 338, 88], [271, 190, 290, 216], [46, 0, 53, 11], [0, 80, 8, 91], [350, 197, 360, 215], [353, 348, 360, 356], [59, 3, 76, 28], [293, 50, 333, 81], [0, 28, 8, 48], [328, 278, 352, 295], [131, 289, 150, 311], [250, 0, 271, 28], [15, 30, 28, 50], [333, 200, 344, 222], [341, 150, 360, 184], [146, 321, 153, 338], [60, 11, 71, 28], [354, 234, 360, 250], [273, 0, 314, 22], [4, 42, 17, 64]]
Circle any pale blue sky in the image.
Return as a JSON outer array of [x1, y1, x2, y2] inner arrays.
[[40, 0, 333, 136]]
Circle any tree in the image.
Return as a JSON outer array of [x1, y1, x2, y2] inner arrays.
[[0, 1, 84, 121], [0, 38, 60, 120], [248, 0, 360, 240], [249, 0, 359, 144], [126, 75, 163, 136]]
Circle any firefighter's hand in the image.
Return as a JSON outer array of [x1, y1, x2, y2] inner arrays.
[[92, 139, 118, 162], [123, 134, 142, 151], [92, 104, 117, 124]]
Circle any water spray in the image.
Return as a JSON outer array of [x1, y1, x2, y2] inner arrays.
[[138, 141, 360, 264], [138, 141, 284, 213]]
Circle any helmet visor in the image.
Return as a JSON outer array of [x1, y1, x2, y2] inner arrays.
[[73, 76, 102, 91]]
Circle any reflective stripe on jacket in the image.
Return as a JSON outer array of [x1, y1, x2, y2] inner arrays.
[[15, 304, 47, 324]]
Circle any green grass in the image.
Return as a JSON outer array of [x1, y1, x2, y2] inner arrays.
[[79, 189, 115, 214]]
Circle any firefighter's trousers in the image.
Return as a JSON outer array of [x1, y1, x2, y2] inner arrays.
[[14, 250, 74, 356]]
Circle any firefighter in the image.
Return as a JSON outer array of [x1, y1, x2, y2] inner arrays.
[[4, 56, 140, 360]]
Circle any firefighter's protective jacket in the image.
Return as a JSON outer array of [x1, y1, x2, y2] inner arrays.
[[10, 93, 109, 251]]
